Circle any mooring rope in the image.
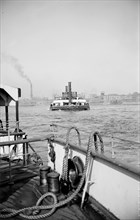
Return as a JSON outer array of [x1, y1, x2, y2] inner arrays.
[[62, 126, 81, 181], [0, 130, 97, 219], [94, 131, 104, 153]]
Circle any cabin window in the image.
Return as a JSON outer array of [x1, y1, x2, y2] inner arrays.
[[64, 102, 69, 106], [72, 102, 76, 105], [54, 103, 60, 106]]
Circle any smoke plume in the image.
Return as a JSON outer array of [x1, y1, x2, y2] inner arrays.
[[2, 53, 33, 98]]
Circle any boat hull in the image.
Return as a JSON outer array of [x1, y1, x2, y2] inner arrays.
[[50, 105, 90, 111], [0, 133, 139, 220], [49, 139, 140, 220]]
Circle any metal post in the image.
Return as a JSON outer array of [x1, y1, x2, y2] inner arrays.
[[16, 101, 19, 131], [5, 105, 9, 131], [23, 142, 26, 166], [8, 145, 13, 184], [81, 157, 94, 208], [26, 142, 29, 165], [111, 135, 115, 158], [23, 135, 28, 166]]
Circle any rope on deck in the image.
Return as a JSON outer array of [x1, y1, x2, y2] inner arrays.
[[0, 129, 100, 219]]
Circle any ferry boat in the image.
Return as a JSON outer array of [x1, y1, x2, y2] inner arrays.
[[50, 82, 90, 111], [0, 84, 139, 220]]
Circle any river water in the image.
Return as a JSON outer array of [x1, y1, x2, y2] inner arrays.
[[1, 102, 140, 169]]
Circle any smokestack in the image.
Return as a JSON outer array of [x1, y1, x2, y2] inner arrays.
[[68, 82, 72, 104], [30, 82, 33, 99]]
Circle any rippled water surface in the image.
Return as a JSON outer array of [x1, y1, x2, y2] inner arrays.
[[2, 103, 140, 168]]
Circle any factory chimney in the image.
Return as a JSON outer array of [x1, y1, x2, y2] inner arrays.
[[68, 82, 72, 104], [30, 82, 33, 99]]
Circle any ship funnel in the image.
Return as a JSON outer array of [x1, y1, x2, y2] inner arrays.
[[65, 86, 68, 93]]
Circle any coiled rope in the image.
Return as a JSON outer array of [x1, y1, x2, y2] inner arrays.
[[62, 126, 81, 181], [0, 129, 97, 219]]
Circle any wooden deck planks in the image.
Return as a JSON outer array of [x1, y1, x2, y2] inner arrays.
[[0, 168, 105, 220], [0, 178, 90, 220], [0, 160, 39, 187]]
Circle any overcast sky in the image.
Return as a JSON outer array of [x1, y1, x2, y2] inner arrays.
[[0, 0, 139, 98]]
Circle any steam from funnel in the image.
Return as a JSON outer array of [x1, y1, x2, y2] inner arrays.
[[2, 53, 33, 99]]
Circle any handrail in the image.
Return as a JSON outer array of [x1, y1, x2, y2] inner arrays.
[[52, 138, 140, 180], [0, 131, 25, 137], [104, 135, 140, 145], [0, 134, 139, 179], [50, 123, 140, 145], [0, 134, 54, 147]]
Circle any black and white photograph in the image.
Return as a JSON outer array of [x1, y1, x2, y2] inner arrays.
[[0, 0, 139, 219]]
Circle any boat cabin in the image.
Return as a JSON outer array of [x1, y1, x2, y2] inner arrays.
[[51, 98, 89, 107], [0, 84, 24, 160]]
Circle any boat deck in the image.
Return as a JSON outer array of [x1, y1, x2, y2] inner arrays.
[[0, 161, 105, 220], [0, 178, 104, 220], [0, 158, 39, 205], [0, 159, 39, 185]]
